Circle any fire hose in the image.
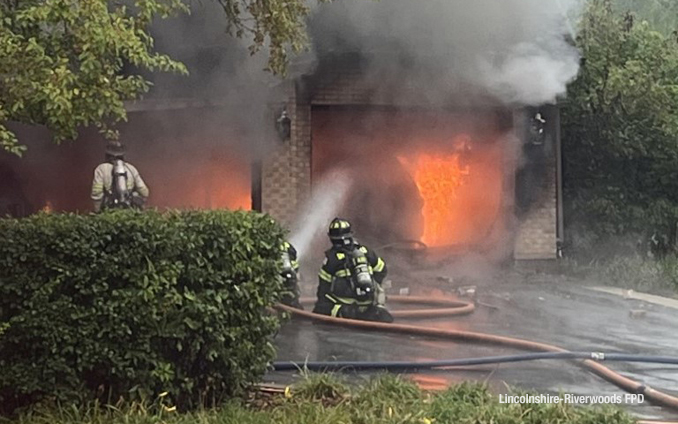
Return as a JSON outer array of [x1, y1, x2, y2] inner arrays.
[[274, 295, 678, 411], [273, 352, 678, 372]]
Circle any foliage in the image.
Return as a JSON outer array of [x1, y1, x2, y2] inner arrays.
[[7, 375, 636, 424], [564, 254, 678, 294], [0, 209, 286, 415], [562, 0, 678, 256], [0, 0, 189, 155], [613, 0, 678, 35], [0, 0, 326, 155], [214, 0, 329, 75], [292, 372, 351, 402], [599, 254, 678, 292]]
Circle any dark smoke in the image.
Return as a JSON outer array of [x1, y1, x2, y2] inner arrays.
[[146, 1, 289, 159]]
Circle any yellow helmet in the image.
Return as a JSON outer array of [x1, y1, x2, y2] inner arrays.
[[328, 217, 353, 240]]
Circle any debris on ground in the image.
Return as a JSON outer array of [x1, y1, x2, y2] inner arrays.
[[629, 309, 647, 319], [457, 285, 477, 298], [476, 301, 500, 311]]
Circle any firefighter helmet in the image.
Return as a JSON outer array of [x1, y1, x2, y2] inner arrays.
[[105, 141, 126, 158], [328, 217, 353, 240]]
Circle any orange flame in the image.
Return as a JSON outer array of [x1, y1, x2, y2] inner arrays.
[[41, 201, 53, 214], [399, 152, 470, 247], [153, 154, 252, 211]]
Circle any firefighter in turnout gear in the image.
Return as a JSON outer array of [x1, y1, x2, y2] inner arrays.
[[91, 142, 149, 212], [313, 218, 393, 322], [280, 241, 303, 309]]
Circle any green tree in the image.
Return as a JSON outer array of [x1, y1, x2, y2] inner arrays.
[[0, 0, 320, 155], [613, 0, 678, 35], [562, 0, 678, 255]]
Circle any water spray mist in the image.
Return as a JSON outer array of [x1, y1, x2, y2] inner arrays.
[[290, 169, 353, 257]]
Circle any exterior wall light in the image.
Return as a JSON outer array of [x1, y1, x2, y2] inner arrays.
[[276, 109, 291, 142]]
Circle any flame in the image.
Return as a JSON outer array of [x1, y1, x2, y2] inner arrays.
[[196, 153, 251, 210], [150, 152, 252, 211], [202, 175, 251, 210], [41, 201, 53, 214], [399, 152, 470, 247]]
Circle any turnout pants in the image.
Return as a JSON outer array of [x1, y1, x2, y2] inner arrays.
[[313, 296, 393, 323]]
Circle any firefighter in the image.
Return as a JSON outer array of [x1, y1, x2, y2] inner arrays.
[[91, 141, 149, 212], [313, 217, 393, 322], [280, 240, 303, 309]]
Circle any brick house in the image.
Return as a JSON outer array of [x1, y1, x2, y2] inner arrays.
[[259, 55, 562, 262], [0, 52, 562, 263]]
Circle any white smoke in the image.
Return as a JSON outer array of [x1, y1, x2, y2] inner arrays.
[[290, 169, 353, 257], [308, 0, 583, 106], [477, 42, 580, 105]]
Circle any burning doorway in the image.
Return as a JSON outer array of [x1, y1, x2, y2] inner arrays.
[[311, 106, 513, 252], [0, 108, 254, 214], [128, 108, 254, 211]]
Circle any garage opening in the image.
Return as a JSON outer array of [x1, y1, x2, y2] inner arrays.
[[311, 106, 514, 252]]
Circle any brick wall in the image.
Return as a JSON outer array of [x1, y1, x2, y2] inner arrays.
[[261, 82, 311, 227], [512, 106, 560, 260], [513, 170, 558, 260], [261, 63, 369, 226], [310, 66, 375, 105]]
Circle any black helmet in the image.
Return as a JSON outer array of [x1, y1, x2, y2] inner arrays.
[[328, 217, 355, 247], [105, 141, 125, 159]]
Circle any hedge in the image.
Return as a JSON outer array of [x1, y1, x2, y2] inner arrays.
[[0, 209, 286, 414]]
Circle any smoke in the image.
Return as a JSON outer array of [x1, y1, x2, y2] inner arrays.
[[297, 0, 583, 268], [477, 42, 579, 105], [308, 0, 582, 106], [143, 1, 294, 160], [289, 169, 353, 257]]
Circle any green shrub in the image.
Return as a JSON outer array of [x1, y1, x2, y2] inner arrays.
[[599, 255, 664, 291], [0, 209, 286, 414], [571, 253, 678, 294]]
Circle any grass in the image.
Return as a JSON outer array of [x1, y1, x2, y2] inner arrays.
[[560, 254, 678, 296], [4, 374, 637, 424]]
